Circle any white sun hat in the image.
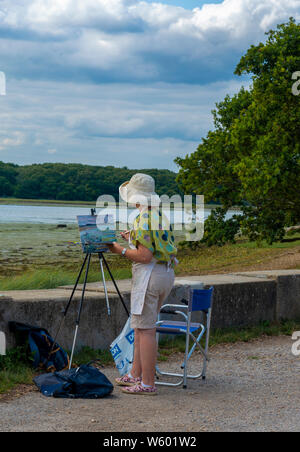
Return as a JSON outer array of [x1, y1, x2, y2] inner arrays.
[[119, 173, 161, 206]]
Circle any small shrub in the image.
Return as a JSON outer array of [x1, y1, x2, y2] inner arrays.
[[179, 207, 242, 249]]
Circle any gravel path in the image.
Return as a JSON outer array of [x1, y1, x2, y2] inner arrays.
[[1, 336, 300, 432]]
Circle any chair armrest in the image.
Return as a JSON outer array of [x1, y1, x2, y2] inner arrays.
[[160, 304, 188, 312], [160, 308, 177, 315], [159, 304, 189, 323], [159, 309, 188, 320], [173, 310, 188, 321], [159, 304, 188, 321]]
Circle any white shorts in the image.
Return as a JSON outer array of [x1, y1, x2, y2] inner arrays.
[[131, 263, 175, 330]]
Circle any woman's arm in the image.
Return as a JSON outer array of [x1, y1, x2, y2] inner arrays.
[[107, 242, 153, 264]]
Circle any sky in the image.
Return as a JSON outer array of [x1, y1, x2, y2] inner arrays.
[[0, 0, 299, 171], [143, 0, 223, 7]]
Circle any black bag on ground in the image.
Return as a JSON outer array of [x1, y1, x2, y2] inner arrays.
[[9, 321, 69, 372], [33, 361, 114, 399]]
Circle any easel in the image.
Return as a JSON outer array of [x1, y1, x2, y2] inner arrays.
[[52, 209, 129, 369]]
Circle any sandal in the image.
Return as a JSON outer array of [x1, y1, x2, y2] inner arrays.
[[121, 383, 157, 396], [115, 374, 142, 387]]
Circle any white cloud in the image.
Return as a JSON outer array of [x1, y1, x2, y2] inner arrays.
[[0, 131, 25, 151], [1, 0, 140, 35], [0, 0, 299, 83], [5, 0, 298, 34], [0, 78, 249, 168], [0, 0, 299, 167], [0, 71, 6, 95]]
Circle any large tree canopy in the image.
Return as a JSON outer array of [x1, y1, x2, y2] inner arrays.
[[176, 18, 300, 244]]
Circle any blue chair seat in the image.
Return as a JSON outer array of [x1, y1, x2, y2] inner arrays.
[[157, 321, 201, 335]]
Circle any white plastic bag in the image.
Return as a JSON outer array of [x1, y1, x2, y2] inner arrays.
[[110, 317, 134, 376]]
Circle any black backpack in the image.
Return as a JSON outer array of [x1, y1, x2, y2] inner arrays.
[[33, 361, 114, 399], [9, 322, 69, 372]]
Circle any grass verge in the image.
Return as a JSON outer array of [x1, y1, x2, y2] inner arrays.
[[176, 234, 300, 276], [1, 319, 299, 395], [0, 346, 34, 394], [0, 267, 131, 291]]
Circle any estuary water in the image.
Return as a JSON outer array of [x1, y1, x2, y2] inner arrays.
[[0, 204, 241, 225]]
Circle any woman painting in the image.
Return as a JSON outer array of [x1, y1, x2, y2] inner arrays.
[[107, 173, 177, 395]]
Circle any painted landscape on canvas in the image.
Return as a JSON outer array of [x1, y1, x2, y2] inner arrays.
[[77, 215, 116, 254]]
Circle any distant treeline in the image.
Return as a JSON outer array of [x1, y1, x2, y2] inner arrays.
[[0, 161, 180, 201]]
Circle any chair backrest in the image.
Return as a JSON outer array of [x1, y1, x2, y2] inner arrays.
[[189, 287, 213, 312]]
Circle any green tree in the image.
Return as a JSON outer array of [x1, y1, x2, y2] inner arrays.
[[176, 18, 300, 244], [2, 162, 179, 202], [0, 162, 18, 196]]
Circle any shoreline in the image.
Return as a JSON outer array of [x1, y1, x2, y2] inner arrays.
[[0, 197, 242, 211], [0, 198, 95, 207]]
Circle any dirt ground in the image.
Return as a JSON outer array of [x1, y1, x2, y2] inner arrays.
[[238, 245, 300, 272], [1, 336, 300, 432], [185, 244, 300, 276]]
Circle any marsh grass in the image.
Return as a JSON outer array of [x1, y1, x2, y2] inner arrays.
[[0, 197, 95, 206], [0, 222, 300, 290], [0, 222, 132, 290]]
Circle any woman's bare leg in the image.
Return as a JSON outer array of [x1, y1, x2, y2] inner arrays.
[[139, 328, 157, 386], [130, 329, 142, 378]]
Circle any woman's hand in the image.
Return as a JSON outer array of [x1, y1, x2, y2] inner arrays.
[[107, 241, 153, 264], [106, 242, 122, 255], [120, 230, 130, 242]]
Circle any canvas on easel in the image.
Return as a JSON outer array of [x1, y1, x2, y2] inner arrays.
[[77, 214, 116, 254]]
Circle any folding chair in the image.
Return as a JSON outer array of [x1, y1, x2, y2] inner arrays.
[[155, 286, 213, 388]]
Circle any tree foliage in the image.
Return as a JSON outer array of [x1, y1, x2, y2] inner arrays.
[[0, 162, 179, 201], [200, 208, 241, 247], [0, 162, 18, 197], [176, 18, 300, 244]]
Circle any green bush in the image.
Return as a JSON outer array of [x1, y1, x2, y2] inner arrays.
[[200, 208, 242, 247], [179, 207, 241, 249]]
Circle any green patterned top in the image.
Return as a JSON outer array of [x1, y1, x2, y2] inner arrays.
[[130, 208, 177, 263]]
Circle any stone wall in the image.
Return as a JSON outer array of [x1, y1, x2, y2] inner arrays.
[[0, 270, 299, 350]]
